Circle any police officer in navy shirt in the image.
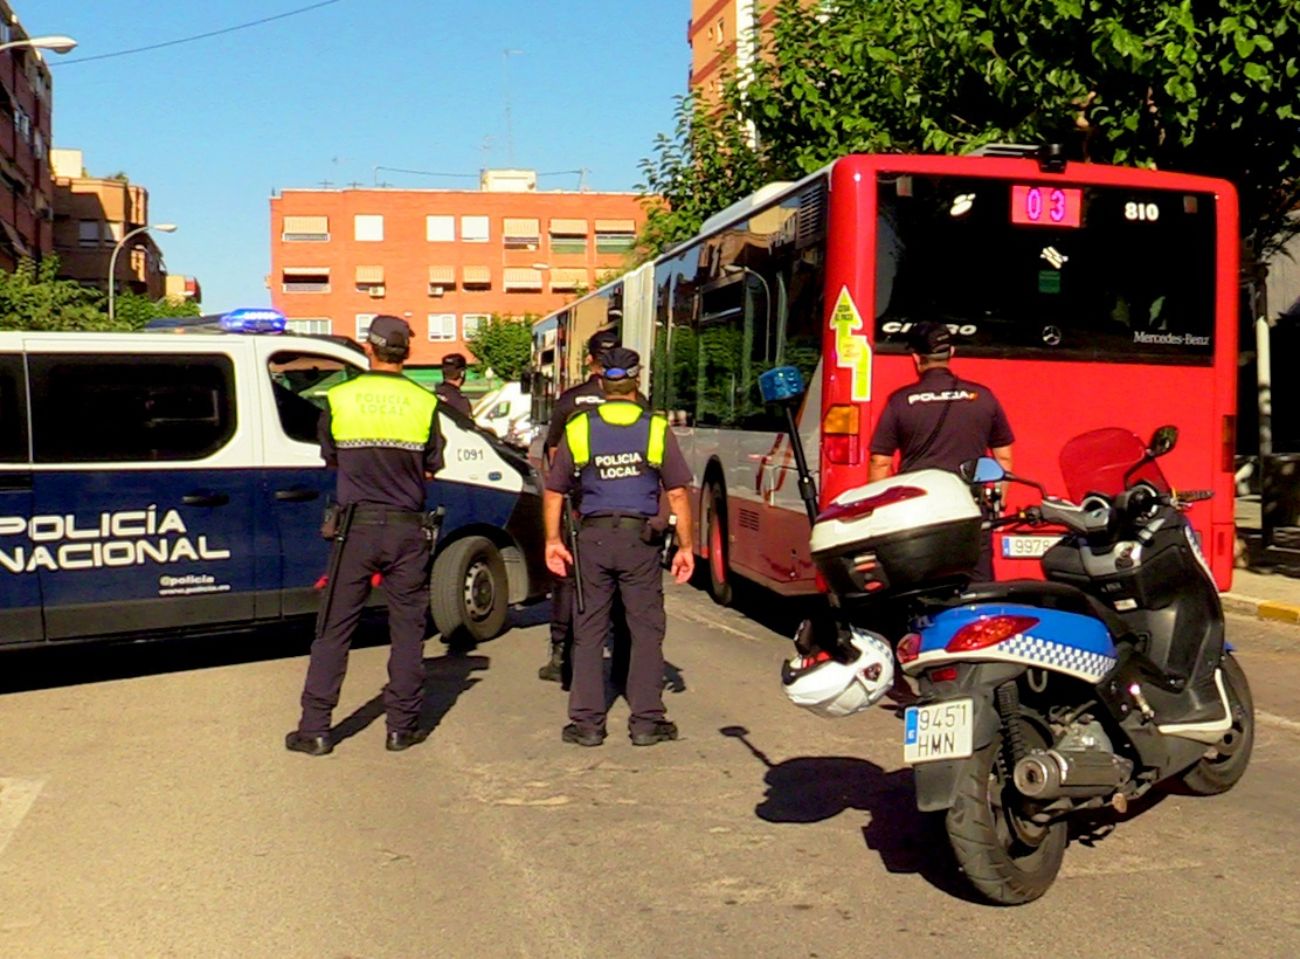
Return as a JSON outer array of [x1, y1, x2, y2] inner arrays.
[[537, 330, 645, 685], [868, 321, 1014, 580], [434, 353, 472, 417], [287, 315, 444, 756], [544, 348, 695, 747]]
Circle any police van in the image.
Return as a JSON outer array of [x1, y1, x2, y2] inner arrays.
[[0, 309, 549, 651]]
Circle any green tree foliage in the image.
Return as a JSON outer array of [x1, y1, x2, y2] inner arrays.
[[465, 314, 534, 381], [0, 256, 199, 331], [111, 289, 202, 329], [638, 94, 767, 255], [0, 256, 110, 330], [640, 0, 1300, 264]]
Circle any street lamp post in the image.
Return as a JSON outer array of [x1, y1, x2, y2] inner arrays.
[[0, 35, 78, 55], [108, 224, 177, 322]]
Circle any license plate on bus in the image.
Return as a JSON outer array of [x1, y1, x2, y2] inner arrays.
[[903, 699, 974, 764], [1000, 534, 1063, 559]]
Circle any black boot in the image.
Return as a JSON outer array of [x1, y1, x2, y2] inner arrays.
[[538, 642, 564, 682]]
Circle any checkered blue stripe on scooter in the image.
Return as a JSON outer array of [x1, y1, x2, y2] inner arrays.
[[1001, 634, 1115, 681]]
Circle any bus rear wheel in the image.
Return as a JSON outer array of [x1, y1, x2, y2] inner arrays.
[[704, 481, 733, 607]]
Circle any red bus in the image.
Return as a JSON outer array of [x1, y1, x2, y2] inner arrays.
[[533, 150, 1238, 598]]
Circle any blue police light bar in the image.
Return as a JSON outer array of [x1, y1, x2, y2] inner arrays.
[[220, 307, 287, 333], [759, 365, 805, 404]]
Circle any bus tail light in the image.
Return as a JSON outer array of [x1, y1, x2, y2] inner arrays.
[[1222, 415, 1236, 473], [824, 405, 861, 465]]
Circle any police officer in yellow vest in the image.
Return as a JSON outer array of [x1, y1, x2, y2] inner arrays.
[[287, 315, 445, 756], [544, 348, 695, 747]]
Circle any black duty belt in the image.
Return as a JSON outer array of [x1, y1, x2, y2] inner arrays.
[[580, 515, 650, 531], [351, 507, 426, 526]]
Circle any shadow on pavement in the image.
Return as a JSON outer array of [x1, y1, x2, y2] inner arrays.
[[331, 653, 491, 744], [0, 618, 367, 696], [719, 724, 980, 903]]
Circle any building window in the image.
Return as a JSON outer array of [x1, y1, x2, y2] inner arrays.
[[716, 16, 725, 45], [462, 266, 491, 290], [427, 313, 457, 342], [461, 215, 489, 243], [462, 313, 490, 339], [595, 218, 637, 254], [426, 215, 455, 242], [549, 218, 588, 255], [549, 268, 589, 293], [354, 214, 384, 242], [502, 217, 540, 251], [354, 265, 385, 297], [428, 265, 456, 296], [78, 220, 100, 248], [282, 215, 330, 242], [285, 318, 332, 335], [503, 267, 543, 292], [27, 354, 237, 463], [355, 314, 377, 341], [282, 267, 330, 293]]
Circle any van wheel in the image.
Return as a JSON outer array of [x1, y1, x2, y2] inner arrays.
[[704, 481, 733, 607], [431, 536, 508, 646]]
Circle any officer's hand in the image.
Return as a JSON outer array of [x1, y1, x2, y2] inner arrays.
[[670, 547, 694, 585], [545, 538, 573, 577]]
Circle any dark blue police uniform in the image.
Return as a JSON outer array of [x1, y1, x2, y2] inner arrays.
[[547, 385, 691, 744]]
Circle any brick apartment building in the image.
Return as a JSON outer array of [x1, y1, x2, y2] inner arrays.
[[0, 6, 55, 270], [688, 0, 778, 102], [49, 148, 172, 299], [268, 169, 646, 365]]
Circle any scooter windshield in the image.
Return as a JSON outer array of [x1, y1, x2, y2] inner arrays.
[[1058, 427, 1170, 502]]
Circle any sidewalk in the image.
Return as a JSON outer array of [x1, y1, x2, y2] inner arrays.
[[1225, 495, 1300, 627]]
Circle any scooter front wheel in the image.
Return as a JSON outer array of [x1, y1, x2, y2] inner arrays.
[[945, 720, 1066, 905], [1179, 653, 1254, 796]]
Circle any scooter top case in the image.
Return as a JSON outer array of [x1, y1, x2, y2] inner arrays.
[[810, 469, 982, 599]]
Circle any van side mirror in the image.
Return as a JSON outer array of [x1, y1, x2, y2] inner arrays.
[[1148, 425, 1178, 458], [759, 366, 805, 403], [960, 457, 1006, 484]]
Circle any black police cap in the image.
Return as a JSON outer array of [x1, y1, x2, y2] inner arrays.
[[599, 346, 640, 380], [908, 321, 953, 357], [587, 330, 620, 358]]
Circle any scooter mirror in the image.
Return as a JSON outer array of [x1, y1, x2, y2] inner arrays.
[[960, 456, 1005, 484], [1148, 425, 1178, 458], [759, 365, 805, 403]]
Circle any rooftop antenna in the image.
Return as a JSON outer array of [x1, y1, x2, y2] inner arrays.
[[502, 48, 523, 166]]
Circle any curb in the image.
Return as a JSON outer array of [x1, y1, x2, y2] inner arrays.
[[1222, 592, 1300, 627]]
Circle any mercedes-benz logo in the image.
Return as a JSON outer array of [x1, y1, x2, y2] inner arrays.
[[1042, 325, 1063, 346]]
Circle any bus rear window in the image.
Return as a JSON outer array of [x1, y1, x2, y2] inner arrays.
[[873, 175, 1216, 363]]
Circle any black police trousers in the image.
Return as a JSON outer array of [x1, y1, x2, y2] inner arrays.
[[298, 517, 430, 737], [569, 525, 666, 736], [550, 572, 630, 688]]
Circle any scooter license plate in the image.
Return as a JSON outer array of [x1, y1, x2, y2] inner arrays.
[[903, 699, 974, 764], [1000, 534, 1063, 559]]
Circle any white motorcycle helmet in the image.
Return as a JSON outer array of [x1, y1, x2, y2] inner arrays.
[[781, 626, 895, 719]]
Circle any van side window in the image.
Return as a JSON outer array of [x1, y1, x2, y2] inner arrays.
[[28, 354, 237, 463], [266, 351, 362, 444], [0, 354, 27, 463]]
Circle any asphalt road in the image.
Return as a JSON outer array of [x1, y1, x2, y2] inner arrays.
[[1, 587, 1299, 959]]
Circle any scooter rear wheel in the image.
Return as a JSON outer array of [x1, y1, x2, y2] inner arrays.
[[945, 719, 1066, 905], [1179, 653, 1254, 796]]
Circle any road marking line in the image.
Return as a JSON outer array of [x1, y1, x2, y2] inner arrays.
[[668, 604, 760, 641], [0, 777, 44, 857], [1258, 710, 1300, 735]]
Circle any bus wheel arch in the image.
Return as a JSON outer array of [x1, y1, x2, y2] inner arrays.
[[701, 464, 734, 607]]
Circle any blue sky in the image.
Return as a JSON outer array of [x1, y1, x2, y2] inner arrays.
[[32, 1, 688, 311]]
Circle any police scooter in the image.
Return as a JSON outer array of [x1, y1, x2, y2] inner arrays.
[[759, 367, 1254, 906]]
